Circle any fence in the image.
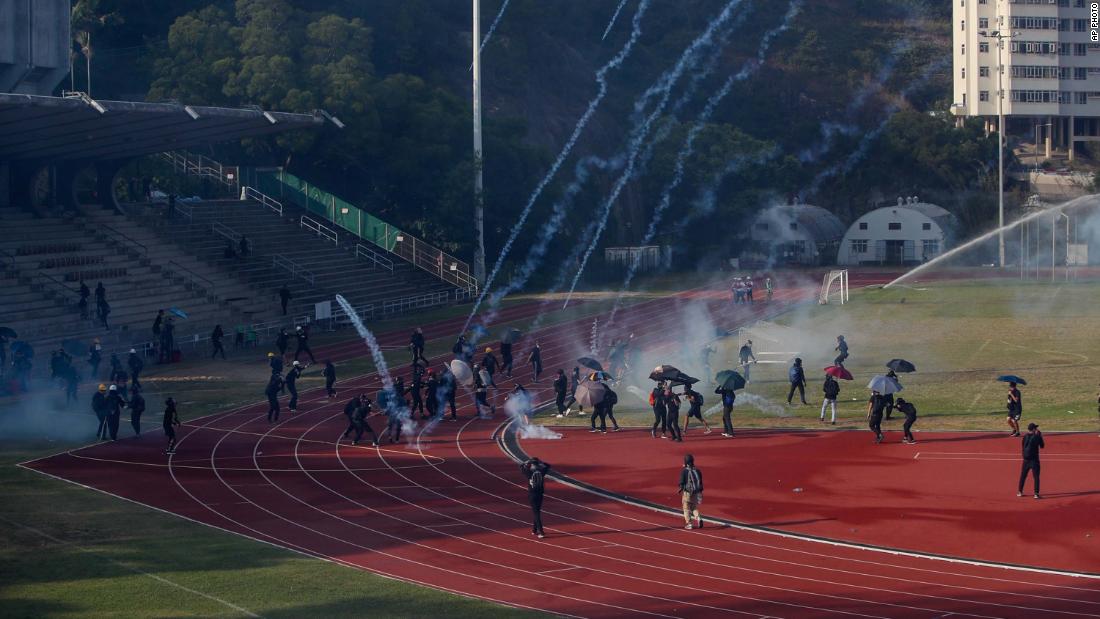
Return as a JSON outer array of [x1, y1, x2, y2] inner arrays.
[[166, 260, 218, 300], [255, 170, 478, 291], [160, 151, 239, 194], [355, 243, 395, 272], [212, 221, 241, 243], [241, 186, 283, 215], [272, 253, 315, 286], [332, 288, 468, 326], [300, 215, 338, 245]]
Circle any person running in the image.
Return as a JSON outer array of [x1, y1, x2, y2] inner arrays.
[[92, 384, 109, 439], [481, 347, 499, 388], [294, 326, 315, 363], [527, 342, 543, 383], [821, 374, 840, 424], [679, 454, 704, 530], [834, 335, 849, 367], [500, 340, 514, 378], [738, 340, 756, 383], [714, 387, 736, 437], [127, 348, 143, 390], [1018, 423, 1044, 499], [211, 325, 226, 359], [787, 358, 808, 405], [286, 361, 303, 412], [409, 327, 427, 365], [665, 386, 684, 442], [351, 395, 379, 446], [473, 365, 494, 417], [342, 394, 363, 439], [163, 397, 180, 454], [323, 360, 337, 398], [265, 373, 283, 422], [567, 366, 584, 415], [682, 386, 711, 434], [521, 457, 550, 539], [895, 397, 918, 444], [867, 390, 886, 443], [1007, 382, 1023, 437], [553, 369, 569, 418], [105, 384, 127, 441], [651, 383, 668, 439], [129, 385, 146, 436]]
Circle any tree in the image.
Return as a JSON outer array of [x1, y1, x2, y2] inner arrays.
[[71, 0, 123, 95]]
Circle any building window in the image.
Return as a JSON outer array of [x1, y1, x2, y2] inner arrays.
[[859, 222, 868, 230], [1075, 19, 1088, 32], [851, 239, 868, 254], [1060, 18, 1070, 32], [888, 222, 902, 231], [922, 239, 940, 257], [980, 66, 990, 77], [979, 42, 989, 53], [1076, 67, 1088, 80], [789, 222, 798, 231], [961, 67, 966, 79], [961, 20, 965, 31], [922, 223, 932, 231], [1076, 91, 1089, 104], [755, 223, 768, 231], [1076, 0, 1086, 7], [979, 18, 989, 29], [980, 90, 990, 101], [1076, 43, 1088, 57]]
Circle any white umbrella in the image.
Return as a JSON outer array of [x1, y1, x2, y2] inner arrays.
[[867, 374, 903, 395], [449, 359, 474, 386]]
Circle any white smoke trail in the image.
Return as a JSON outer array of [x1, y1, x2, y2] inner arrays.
[[602, 0, 631, 41], [464, 0, 654, 332], [477, 0, 512, 60], [562, 0, 748, 308], [504, 389, 562, 439], [736, 392, 792, 417], [606, 0, 803, 322]]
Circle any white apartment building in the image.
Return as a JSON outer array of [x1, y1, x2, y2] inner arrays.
[[952, 0, 1100, 160]]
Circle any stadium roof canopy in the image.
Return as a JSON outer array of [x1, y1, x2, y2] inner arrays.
[[0, 93, 326, 163]]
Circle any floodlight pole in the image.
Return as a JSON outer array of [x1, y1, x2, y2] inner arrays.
[[980, 29, 1016, 268], [472, 0, 487, 286]]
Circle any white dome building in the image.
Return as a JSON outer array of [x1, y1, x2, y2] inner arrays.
[[746, 204, 846, 266], [836, 197, 958, 266]]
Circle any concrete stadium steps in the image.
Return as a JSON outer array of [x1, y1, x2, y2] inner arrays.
[[137, 199, 456, 313]]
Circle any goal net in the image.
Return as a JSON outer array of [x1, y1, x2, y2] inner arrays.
[[819, 269, 849, 305]]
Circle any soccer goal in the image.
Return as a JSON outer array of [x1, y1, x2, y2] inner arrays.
[[819, 269, 849, 305]]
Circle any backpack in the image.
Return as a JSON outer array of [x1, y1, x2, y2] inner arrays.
[[684, 467, 700, 494], [648, 390, 657, 406], [529, 469, 544, 492], [605, 389, 618, 406]]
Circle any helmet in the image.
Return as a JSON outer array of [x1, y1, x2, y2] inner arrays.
[[292, 360, 300, 366], [296, 326, 303, 332], [98, 384, 107, 392], [129, 348, 136, 354], [108, 385, 117, 391], [485, 347, 492, 353], [267, 352, 275, 358]]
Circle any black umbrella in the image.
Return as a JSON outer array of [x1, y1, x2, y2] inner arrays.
[[0, 326, 17, 339], [997, 375, 1027, 385], [578, 357, 604, 372], [715, 369, 746, 391], [648, 364, 682, 382], [886, 359, 917, 373], [61, 339, 86, 357], [574, 381, 608, 408], [501, 328, 522, 344], [670, 373, 699, 386]]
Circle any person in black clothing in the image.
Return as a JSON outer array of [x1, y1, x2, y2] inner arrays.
[[278, 284, 292, 315], [92, 384, 109, 439], [238, 235, 250, 259], [679, 454, 704, 529], [267, 352, 284, 375], [94, 282, 106, 308], [409, 365, 424, 418], [351, 396, 379, 446], [682, 386, 711, 434], [500, 341, 514, 378], [109, 355, 127, 386], [441, 365, 458, 420], [163, 397, 180, 454], [410, 328, 427, 365], [160, 318, 176, 363], [834, 335, 849, 366], [883, 370, 898, 420], [716, 387, 736, 437], [568, 366, 584, 415], [88, 341, 102, 380], [553, 370, 568, 417], [473, 364, 493, 417], [342, 395, 362, 438], [286, 361, 303, 412], [79, 281, 91, 318], [127, 348, 144, 389], [98, 300, 111, 330], [821, 375, 840, 424], [265, 373, 283, 422], [211, 325, 226, 359], [166, 193, 176, 219], [603, 387, 620, 432], [424, 370, 440, 419], [651, 384, 668, 438], [129, 386, 146, 436], [481, 347, 499, 388], [224, 239, 237, 259], [738, 340, 756, 383], [1018, 423, 1044, 499], [276, 328, 290, 359], [867, 390, 886, 443], [452, 335, 469, 361], [152, 309, 164, 339], [664, 386, 684, 442], [527, 342, 543, 383], [521, 457, 550, 539], [294, 326, 315, 363], [381, 388, 406, 444], [105, 384, 127, 440], [323, 360, 337, 398], [895, 397, 918, 444], [1007, 382, 1023, 437], [63, 364, 80, 406], [393, 376, 407, 408], [787, 358, 808, 405]]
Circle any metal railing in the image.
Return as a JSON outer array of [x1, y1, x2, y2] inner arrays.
[[381, 290, 451, 316], [212, 221, 242, 243], [381, 227, 479, 291], [300, 215, 338, 245], [159, 151, 239, 192], [272, 254, 315, 286], [171, 201, 194, 221], [34, 269, 78, 303], [166, 260, 218, 298], [354, 243, 394, 272], [0, 248, 15, 273], [97, 223, 148, 255], [242, 186, 283, 215]]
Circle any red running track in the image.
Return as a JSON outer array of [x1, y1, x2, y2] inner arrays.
[[25, 276, 1100, 617]]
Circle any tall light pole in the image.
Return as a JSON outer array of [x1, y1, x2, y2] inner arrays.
[[1033, 121, 1052, 172], [979, 29, 1016, 268], [472, 0, 487, 286]]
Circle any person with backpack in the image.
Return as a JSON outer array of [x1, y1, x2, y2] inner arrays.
[[834, 335, 849, 366], [650, 383, 668, 439], [895, 397, 918, 444], [679, 454, 704, 529], [481, 347, 499, 388], [521, 457, 550, 539], [787, 358, 808, 406], [603, 386, 621, 432], [681, 386, 711, 434], [821, 374, 840, 424], [351, 395, 379, 446], [715, 387, 736, 437], [664, 386, 684, 442], [409, 327, 428, 365]]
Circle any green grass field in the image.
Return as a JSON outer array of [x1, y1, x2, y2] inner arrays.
[[555, 279, 1100, 434]]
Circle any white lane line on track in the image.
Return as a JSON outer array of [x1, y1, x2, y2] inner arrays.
[[0, 514, 261, 618]]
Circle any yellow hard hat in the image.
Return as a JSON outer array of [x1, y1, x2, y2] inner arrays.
[[98, 384, 107, 392], [485, 347, 492, 353], [267, 352, 275, 358]]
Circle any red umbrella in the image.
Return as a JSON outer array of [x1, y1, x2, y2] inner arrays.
[[824, 365, 853, 380]]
